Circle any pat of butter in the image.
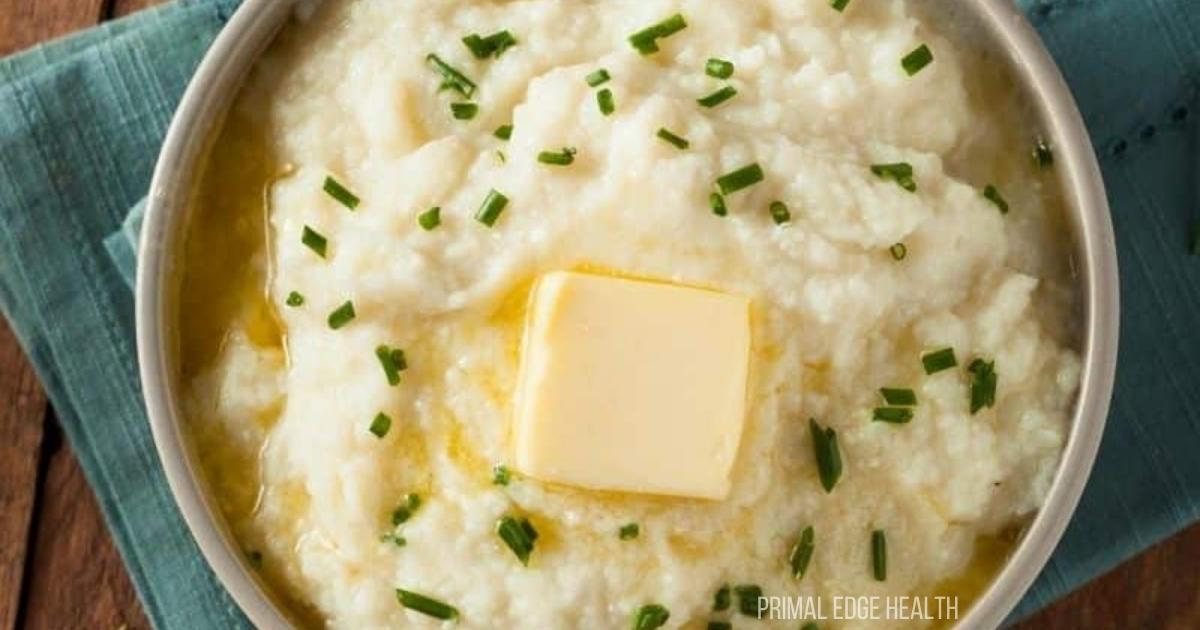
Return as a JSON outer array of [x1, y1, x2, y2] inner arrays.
[[512, 271, 751, 500]]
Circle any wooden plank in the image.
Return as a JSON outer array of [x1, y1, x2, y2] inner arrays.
[[0, 0, 105, 56], [1014, 520, 1200, 629], [19, 411, 150, 630], [0, 320, 48, 630], [111, 0, 166, 18]]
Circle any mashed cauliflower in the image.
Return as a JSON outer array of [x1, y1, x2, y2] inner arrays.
[[183, 0, 1081, 627]]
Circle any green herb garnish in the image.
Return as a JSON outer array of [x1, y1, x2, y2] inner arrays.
[[657, 128, 690, 150], [301, 226, 328, 258], [246, 550, 263, 569], [496, 515, 539, 566], [619, 523, 640, 540], [285, 291, 305, 307], [734, 584, 764, 618], [324, 176, 360, 210], [1033, 137, 1054, 167], [494, 124, 513, 140], [705, 58, 735, 79], [871, 162, 916, 192], [710, 192, 728, 217], [873, 407, 914, 424], [968, 358, 998, 414], [628, 14, 688, 55], [451, 102, 478, 120], [391, 493, 422, 525], [633, 604, 670, 630], [395, 588, 459, 621], [597, 88, 616, 116], [872, 530, 887, 581], [586, 69, 612, 87], [327, 301, 356, 330], [375, 345, 408, 386], [538, 147, 578, 166], [475, 189, 509, 227], [983, 184, 1010, 214], [716, 163, 764, 195], [712, 584, 731, 611], [880, 388, 917, 406], [492, 464, 512, 486], [418, 207, 441, 231], [809, 418, 842, 493], [380, 532, 407, 547], [769, 201, 791, 225], [426, 53, 477, 98], [369, 413, 392, 438], [921, 347, 957, 374], [697, 85, 738, 108], [706, 622, 732, 630], [802, 623, 821, 630], [462, 30, 517, 59], [831, 0, 851, 11], [789, 525, 815, 580], [901, 44, 934, 76], [890, 243, 908, 261]]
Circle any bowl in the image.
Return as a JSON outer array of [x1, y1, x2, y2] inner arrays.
[[136, 1, 1120, 627]]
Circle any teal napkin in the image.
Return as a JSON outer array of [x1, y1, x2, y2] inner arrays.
[[0, 0, 1196, 627]]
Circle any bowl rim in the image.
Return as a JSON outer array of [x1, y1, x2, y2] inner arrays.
[[136, 1, 1119, 628]]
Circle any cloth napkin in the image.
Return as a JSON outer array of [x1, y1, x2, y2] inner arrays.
[[0, 0, 1197, 628]]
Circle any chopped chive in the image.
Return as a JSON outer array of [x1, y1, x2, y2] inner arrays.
[[656, 128, 690, 150], [1033, 137, 1055, 167], [1191, 221, 1200, 255], [983, 184, 1010, 214], [462, 30, 517, 59], [492, 464, 512, 486], [890, 242, 908, 261], [628, 14, 688, 55], [327, 301, 356, 330], [968, 358, 998, 414], [769, 201, 791, 225], [789, 525, 815, 580], [496, 150, 507, 163], [717, 163, 765, 195], [375, 345, 408, 386], [618, 523, 640, 540], [712, 584, 731, 611], [880, 388, 917, 406], [921, 347, 958, 374], [707, 622, 732, 630], [537, 147, 577, 166], [633, 604, 670, 630], [323, 176, 361, 210], [705, 58, 735, 79], [475, 189, 509, 227], [451, 102, 478, 120], [873, 407, 914, 424], [425, 53, 477, 98], [301, 226, 328, 258], [709, 192, 728, 217], [802, 624, 821, 630], [901, 44, 934, 76], [872, 530, 887, 581], [496, 515, 539, 565], [380, 532, 407, 547], [369, 413, 392, 438], [391, 494, 422, 525], [831, 0, 851, 11], [809, 418, 842, 493], [871, 162, 917, 192], [395, 588, 459, 621], [597, 88, 616, 116], [734, 584, 764, 618], [586, 68, 612, 87], [697, 85, 738, 108], [285, 291, 305, 307], [494, 124, 513, 140], [418, 207, 442, 231], [246, 550, 263, 568]]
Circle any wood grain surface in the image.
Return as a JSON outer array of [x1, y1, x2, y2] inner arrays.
[[0, 1, 1195, 629]]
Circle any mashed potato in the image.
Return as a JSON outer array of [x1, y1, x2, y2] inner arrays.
[[182, 0, 1081, 627]]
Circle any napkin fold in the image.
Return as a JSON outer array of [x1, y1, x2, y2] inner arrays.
[[0, 0, 1197, 628]]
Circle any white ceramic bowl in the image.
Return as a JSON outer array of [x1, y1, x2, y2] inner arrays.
[[136, 1, 1120, 627]]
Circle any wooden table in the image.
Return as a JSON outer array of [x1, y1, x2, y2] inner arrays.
[[0, 2, 1196, 628]]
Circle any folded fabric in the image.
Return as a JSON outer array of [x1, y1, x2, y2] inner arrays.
[[0, 0, 1197, 628]]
